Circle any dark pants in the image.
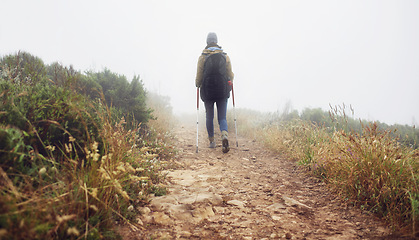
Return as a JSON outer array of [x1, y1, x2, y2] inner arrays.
[[204, 98, 228, 139]]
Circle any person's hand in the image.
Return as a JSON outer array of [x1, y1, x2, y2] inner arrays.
[[228, 81, 233, 86]]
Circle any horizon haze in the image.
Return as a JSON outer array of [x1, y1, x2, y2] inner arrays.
[[1, 0, 418, 126]]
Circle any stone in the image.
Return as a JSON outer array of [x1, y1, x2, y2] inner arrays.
[[282, 196, 312, 209], [141, 214, 153, 223], [179, 231, 192, 238], [138, 206, 151, 215], [192, 205, 215, 221], [177, 192, 223, 206], [167, 204, 193, 221], [267, 203, 287, 213], [152, 212, 173, 225], [227, 200, 245, 208], [150, 196, 178, 210]]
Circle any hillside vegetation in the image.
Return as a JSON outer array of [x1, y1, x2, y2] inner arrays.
[[235, 105, 419, 236], [0, 52, 174, 239], [2, 51, 418, 238]]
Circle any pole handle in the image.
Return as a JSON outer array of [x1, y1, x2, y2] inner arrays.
[[231, 85, 235, 107]]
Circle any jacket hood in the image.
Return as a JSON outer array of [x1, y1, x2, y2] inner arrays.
[[202, 47, 223, 54]]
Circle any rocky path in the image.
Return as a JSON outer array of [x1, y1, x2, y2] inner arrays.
[[123, 124, 393, 239]]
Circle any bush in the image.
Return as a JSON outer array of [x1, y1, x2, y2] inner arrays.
[[0, 51, 46, 85], [0, 66, 101, 164], [0, 52, 174, 239], [85, 69, 153, 126]]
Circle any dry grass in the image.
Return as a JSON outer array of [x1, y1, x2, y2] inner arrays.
[[237, 108, 419, 236], [0, 101, 173, 239], [0, 53, 176, 239]]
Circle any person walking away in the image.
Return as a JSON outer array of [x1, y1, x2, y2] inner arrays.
[[195, 32, 234, 153]]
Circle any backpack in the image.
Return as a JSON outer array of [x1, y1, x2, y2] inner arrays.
[[200, 52, 231, 102]]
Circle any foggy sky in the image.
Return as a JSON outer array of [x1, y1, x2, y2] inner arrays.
[[1, 0, 418, 125]]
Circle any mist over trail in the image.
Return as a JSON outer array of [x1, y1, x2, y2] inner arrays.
[[1, 1, 418, 125]]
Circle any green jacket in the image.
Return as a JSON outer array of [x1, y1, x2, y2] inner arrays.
[[195, 46, 234, 88]]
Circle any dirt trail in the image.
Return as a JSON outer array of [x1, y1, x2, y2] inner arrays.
[[123, 124, 394, 239]]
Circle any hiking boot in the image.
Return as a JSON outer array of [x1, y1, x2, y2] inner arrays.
[[209, 137, 216, 148], [222, 138, 229, 153], [221, 131, 230, 153]]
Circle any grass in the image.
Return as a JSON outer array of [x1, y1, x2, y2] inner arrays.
[[0, 106, 174, 239], [236, 107, 419, 237], [0, 53, 175, 239]]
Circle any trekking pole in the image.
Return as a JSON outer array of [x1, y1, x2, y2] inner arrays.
[[196, 87, 199, 153], [231, 84, 238, 147]]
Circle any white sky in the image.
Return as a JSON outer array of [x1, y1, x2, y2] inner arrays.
[[1, 0, 418, 125]]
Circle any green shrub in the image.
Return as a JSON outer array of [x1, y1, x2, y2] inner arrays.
[[0, 51, 46, 85], [0, 52, 173, 239], [85, 69, 153, 126]]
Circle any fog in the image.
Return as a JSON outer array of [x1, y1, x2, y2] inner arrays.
[[1, 0, 418, 125]]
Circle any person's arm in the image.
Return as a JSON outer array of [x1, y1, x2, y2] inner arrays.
[[226, 55, 234, 82], [195, 55, 205, 87]]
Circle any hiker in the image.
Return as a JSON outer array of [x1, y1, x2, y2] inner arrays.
[[195, 32, 234, 153]]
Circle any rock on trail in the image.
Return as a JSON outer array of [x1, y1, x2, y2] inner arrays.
[[120, 125, 391, 239]]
